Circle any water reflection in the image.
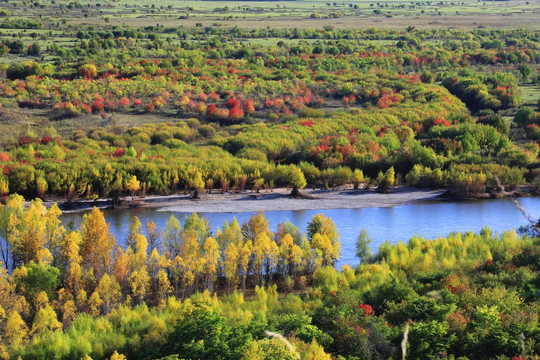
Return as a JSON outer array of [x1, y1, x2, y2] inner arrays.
[[61, 197, 540, 268]]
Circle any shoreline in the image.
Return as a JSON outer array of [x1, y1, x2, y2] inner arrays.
[[49, 187, 447, 214]]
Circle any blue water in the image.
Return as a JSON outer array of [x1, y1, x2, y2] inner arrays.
[[61, 197, 540, 268]]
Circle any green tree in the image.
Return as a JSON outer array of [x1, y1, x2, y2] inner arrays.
[[355, 229, 372, 264]]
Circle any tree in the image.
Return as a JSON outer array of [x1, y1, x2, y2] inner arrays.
[[307, 214, 340, 267], [352, 169, 365, 189], [241, 338, 298, 360], [377, 167, 395, 193], [146, 220, 162, 253], [278, 233, 303, 277], [36, 177, 48, 199], [125, 175, 140, 201], [355, 229, 372, 264], [289, 167, 307, 198], [517, 64, 531, 81], [253, 232, 272, 286], [80, 208, 116, 281], [239, 240, 252, 292], [0, 194, 24, 269], [60, 231, 82, 295], [13, 261, 59, 304], [163, 215, 182, 258], [12, 199, 50, 267], [5, 310, 28, 346], [201, 237, 220, 292], [32, 304, 62, 336], [223, 242, 239, 292], [96, 274, 121, 314]]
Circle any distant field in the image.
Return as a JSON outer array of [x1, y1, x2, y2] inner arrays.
[[0, 0, 538, 30]]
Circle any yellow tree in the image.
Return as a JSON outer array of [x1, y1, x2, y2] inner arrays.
[[45, 203, 66, 269], [311, 233, 333, 268], [31, 304, 62, 336], [61, 299, 77, 329], [252, 232, 271, 286], [239, 240, 252, 292], [60, 231, 82, 295], [129, 269, 150, 305], [201, 237, 220, 292], [278, 233, 303, 277], [307, 214, 340, 267], [125, 175, 140, 201], [80, 207, 117, 281], [113, 246, 130, 290], [154, 269, 171, 305], [96, 273, 121, 314], [217, 218, 243, 249], [0, 194, 24, 269], [148, 248, 170, 304], [87, 291, 102, 317], [223, 242, 239, 292], [4, 310, 28, 346], [146, 220, 162, 253], [110, 351, 127, 360], [179, 230, 202, 296], [265, 240, 279, 282], [217, 218, 243, 277], [12, 199, 50, 267], [126, 217, 142, 249], [242, 213, 273, 242], [128, 221, 150, 304]]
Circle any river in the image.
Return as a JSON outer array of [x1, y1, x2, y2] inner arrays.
[[61, 197, 540, 268]]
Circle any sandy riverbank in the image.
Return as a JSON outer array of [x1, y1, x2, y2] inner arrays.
[[159, 187, 446, 213], [50, 187, 446, 214]]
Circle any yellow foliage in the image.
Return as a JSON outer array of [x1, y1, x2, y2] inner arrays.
[[5, 310, 28, 346]]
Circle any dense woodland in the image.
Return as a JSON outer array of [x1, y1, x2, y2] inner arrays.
[[0, 198, 537, 359], [0, 27, 538, 201]]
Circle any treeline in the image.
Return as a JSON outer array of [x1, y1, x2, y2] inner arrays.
[[0, 196, 537, 359], [0, 196, 343, 353]]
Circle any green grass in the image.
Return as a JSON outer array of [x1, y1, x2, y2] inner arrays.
[[520, 85, 540, 105]]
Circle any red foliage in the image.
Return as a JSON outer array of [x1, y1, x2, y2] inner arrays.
[[244, 99, 255, 114], [81, 104, 92, 114], [41, 136, 53, 145], [206, 104, 218, 117], [377, 91, 400, 109], [146, 103, 154, 112], [119, 97, 131, 107], [226, 97, 241, 109], [298, 119, 314, 127], [228, 106, 244, 120], [133, 99, 142, 106], [18, 135, 38, 146], [0, 153, 9, 162], [358, 304, 374, 317], [433, 117, 451, 127], [342, 95, 356, 106], [92, 99, 104, 112], [208, 91, 220, 101], [113, 148, 125, 158]]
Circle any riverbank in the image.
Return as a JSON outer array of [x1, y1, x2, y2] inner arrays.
[[48, 187, 447, 213]]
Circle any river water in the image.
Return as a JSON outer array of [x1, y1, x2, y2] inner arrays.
[[61, 197, 540, 268]]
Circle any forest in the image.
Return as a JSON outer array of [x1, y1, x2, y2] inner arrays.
[[0, 199, 537, 360], [0, 26, 538, 202]]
